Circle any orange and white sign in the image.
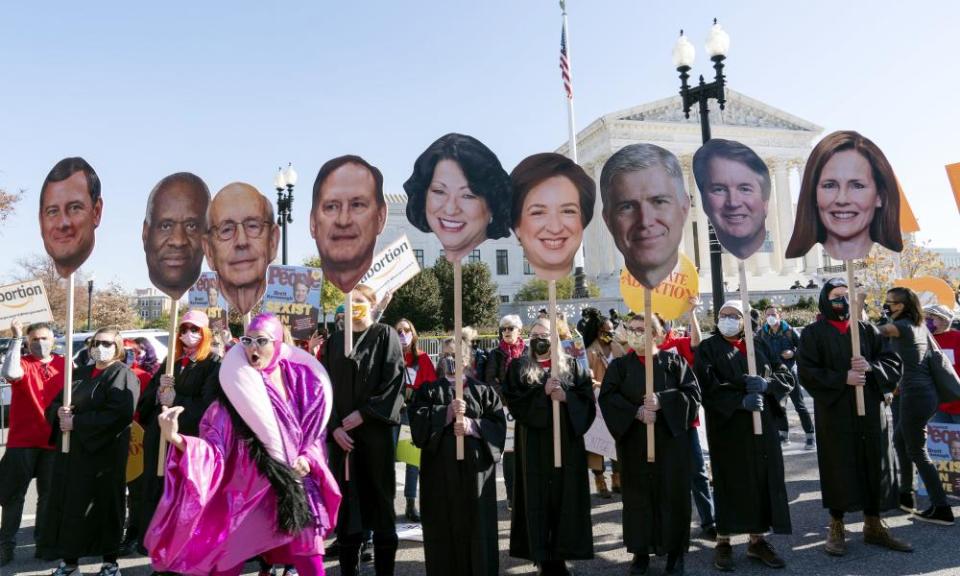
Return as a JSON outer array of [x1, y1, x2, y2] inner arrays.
[[894, 276, 956, 308], [126, 421, 145, 482], [946, 163, 960, 215], [620, 253, 700, 321], [0, 279, 54, 331]]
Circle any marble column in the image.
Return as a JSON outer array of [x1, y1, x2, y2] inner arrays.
[[680, 158, 696, 261], [775, 160, 798, 274], [690, 167, 712, 275], [766, 158, 784, 274]]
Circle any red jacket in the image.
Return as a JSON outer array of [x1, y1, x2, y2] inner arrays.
[[6, 355, 65, 449], [404, 351, 437, 390], [934, 330, 960, 414]]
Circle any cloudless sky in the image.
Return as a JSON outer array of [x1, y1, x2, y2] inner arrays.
[[2, 1, 959, 290]]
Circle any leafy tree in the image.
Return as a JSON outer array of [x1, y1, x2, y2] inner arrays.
[[514, 276, 600, 302], [0, 186, 22, 226], [431, 257, 500, 331], [141, 313, 172, 330], [94, 282, 139, 329], [302, 256, 345, 322], [381, 268, 443, 332], [861, 236, 947, 316]]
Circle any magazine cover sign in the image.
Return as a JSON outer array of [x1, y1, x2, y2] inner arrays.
[[264, 265, 322, 340], [188, 271, 228, 332]]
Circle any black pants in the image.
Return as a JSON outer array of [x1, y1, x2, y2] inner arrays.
[[0, 447, 55, 550]]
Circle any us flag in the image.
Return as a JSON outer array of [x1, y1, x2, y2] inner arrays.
[[560, 25, 573, 99]]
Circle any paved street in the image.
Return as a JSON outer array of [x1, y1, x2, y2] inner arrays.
[[3, 404, 960, 576]]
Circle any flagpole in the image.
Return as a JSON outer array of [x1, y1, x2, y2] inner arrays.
[[561, 1, 588, 298]]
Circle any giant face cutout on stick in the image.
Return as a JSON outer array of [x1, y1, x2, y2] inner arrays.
[[510, 153, 595, 281], [600, 144, 690, 290], [39, 157, 102, 278], [693, 139, 770, 260], [310, 155, 387, 293], [404, 133, 512, 263], [785, 130, 902, 261], [142, 173, 211, 299], [201, 182, 279, 315]]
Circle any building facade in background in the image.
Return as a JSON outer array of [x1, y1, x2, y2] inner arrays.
[[130, 288, 171, 321]]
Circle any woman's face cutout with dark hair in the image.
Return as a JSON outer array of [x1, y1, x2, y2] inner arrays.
[[425, 158, 491, 262], [816, 148, 882, 260]]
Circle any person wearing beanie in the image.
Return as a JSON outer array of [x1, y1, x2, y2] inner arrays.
[[925, 304, 960, 423], [798, 278, 911, 556], [694, 300, 795, 572]]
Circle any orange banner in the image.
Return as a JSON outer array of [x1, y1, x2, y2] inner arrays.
[[898, 180, 919, 234], [947, 163, 960, 215]]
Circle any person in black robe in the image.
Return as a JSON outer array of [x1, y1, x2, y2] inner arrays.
[[322, 285, 404, 576], [502, 317, 595, 576], [137, 311, 221, 556], [599, 313, 700, 576], [798, 278, 910, 555], [693, 300, 794, 572], [408, 362, 507, 576], [41, 328, 139, 576]]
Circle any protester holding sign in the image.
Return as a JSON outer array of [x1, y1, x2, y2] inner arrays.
[[146, 313, 341, 576], [395, 318, 436, 522], [137, 310, 221, 556], [41, 327, 138, 576], [877, 287, 956, 525], [797, 278, 910, 556], [484, 314, 525, 509], [598, 313, 700, 576], [583, 310, 626, 498], [693, 301, 794, 572], [408, 351, 506, 575], [322, 284, 404, 576], [0, 320, 64, 566], [502, 317, 595, 575]]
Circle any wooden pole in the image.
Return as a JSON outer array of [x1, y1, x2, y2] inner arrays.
[[738, 261, 762, 436], [548, 280, 562, 468], [343, 291, 352, 481], [454, 261, 465, 460], [157, 300, 179, 476], [62, 273, 75, 453], [846, 260, 865, 416], [643, 288, 655, 463]]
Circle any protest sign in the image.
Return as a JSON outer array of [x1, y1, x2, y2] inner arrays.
[[917, 422, 960, 500], [188, 272, 229, 332], [620, 253, 699, 321], [0, 279, 54, 331], [264, 265, 322, 340], [358, 235, 421, 304]]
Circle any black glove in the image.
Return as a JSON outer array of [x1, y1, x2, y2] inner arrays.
[[741, 393, 764, 412], [745, 375, 768, 395]]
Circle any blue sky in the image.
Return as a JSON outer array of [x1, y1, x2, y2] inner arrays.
[[2, 1, 958, 290]]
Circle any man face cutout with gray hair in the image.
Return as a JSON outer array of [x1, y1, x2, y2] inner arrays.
[[600, 143, 690, 289]]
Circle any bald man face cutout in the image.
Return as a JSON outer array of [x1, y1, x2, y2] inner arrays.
[[202, 183, 279, 314]]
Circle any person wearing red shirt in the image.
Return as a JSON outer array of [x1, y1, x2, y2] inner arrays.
[[926, 305, 960, 423], [0, 320, 64, 566], [395, 318, 437, 523]]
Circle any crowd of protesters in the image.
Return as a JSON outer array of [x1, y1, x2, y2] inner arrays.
[[1, 282, 959, 575]]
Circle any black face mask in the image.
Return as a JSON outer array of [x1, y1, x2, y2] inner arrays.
[[830, 296, 850, 321], [531, 337, 551, 357], [882, 304, 892, 317]]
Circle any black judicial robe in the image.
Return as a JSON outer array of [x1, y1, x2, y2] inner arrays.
[[323, 323, 405, 536], [502, 356, 596, 563], [138, 353, 220, 545], [694, 334, 794, 535], [798, 320, 902, 513], [598, 350, 700, 556], [41, 362, 138, 559], [409, 376, 507, 576]]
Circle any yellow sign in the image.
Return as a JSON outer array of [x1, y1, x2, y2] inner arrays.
[[620, 253, 700, 321], [894, 276, 957, 308], [396, 438, 421, 468], [126, 421, 145, 482]]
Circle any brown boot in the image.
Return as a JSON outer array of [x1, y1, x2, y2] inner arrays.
[[611, 472, 621, 494], [864, 516, 912, 552], [594, 471, 611, 498], [824, 518, 846, 556]]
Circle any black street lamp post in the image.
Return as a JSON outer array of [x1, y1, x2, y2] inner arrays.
[[86, 276, 95, 331], [673, 19, 731, 320], [273, 163, 298, 266]]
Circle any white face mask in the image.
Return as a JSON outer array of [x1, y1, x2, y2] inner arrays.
[[626, 332, 645, 351], [180, 332, 202, 348], [766, 315, 779, 327], [398, 332, 413, 347], [718, 317, 742, 338], [91, 344, 115, 363]]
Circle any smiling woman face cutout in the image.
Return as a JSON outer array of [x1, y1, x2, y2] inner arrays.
[[510, 153, 595, 281]]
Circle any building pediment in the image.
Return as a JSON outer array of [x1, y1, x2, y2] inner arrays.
[[611, 89, 821, 133]]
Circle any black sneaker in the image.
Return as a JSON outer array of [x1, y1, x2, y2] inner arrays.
[[746, 538, 786, 569], [97, 562, 122, 576], [913, 506, 955, 526], [899, 492, 916, 514], [51, 562, 80, 576], [804, 436, 815, 451], [713, 542, 734, 572]]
